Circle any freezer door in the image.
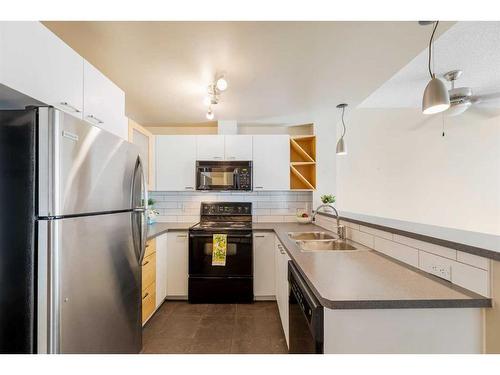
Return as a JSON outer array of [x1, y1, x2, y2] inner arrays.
[[38, 107, 140, 217], [39, 212, 142, 353]]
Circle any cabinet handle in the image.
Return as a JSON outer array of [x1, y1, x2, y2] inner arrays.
[[86, 114, 104, 124], [185, 186, 194, 190], [254, 235, 266, 238], [213, 156, 223, 160], [177, 234, 187, 238], [255, 186, 264, 189], [142, 260, 150, 266], [142, 292, 149, 300], [59, 102, 81, 113]]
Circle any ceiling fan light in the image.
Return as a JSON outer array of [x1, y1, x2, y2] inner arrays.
[[336, 137, 346, 155], [422, 77, 450, 114]]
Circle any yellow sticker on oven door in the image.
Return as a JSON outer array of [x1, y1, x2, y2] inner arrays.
[[212, 233, 227, 266]]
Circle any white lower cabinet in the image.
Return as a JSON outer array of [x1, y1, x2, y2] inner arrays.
[[166, 231, 189, 297], [275, 237, 291, 347], [253, 232, 276, 298], [155, 233, 168, 308]]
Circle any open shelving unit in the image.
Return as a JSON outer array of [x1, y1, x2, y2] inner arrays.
[[290, 135, 316, 190]]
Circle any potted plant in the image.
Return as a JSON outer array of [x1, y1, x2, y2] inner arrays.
[[145, 198, 159, 225], [320, 194, 336, 204]]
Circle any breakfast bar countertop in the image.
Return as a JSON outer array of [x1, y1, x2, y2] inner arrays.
[[253, 222, 492, 310]]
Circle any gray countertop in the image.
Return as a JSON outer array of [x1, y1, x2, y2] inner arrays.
[[146, 222, 194, 240], [146, 221, 491, 310], [253, 222, 491, 310]]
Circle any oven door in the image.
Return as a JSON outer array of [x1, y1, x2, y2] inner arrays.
[[189, 230, 253, 277]]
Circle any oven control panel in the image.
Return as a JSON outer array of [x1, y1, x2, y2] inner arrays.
[[201, 202, 252, 216], [237, 168, 252, 190]]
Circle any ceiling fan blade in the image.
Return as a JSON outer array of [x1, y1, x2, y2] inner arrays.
[[471, 92, 500, 104], [467, 105, 500, 119]]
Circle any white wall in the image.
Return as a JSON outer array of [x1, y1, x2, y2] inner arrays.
[[336, 108, 500, 235]]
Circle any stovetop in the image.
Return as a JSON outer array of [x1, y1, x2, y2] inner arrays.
[[190, 221, 253, 231], [191, 202, 253, 232]]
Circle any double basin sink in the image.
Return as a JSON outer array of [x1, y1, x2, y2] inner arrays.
[[288, 231, 359, 252]]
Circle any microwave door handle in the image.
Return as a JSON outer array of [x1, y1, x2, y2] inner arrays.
[[234, 168, 240, 189]]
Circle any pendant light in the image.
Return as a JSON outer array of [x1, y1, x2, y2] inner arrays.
[[422, 21, 450, 114], [336, 103, 348, 155]]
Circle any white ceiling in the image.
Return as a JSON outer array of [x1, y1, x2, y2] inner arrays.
[[360, 22, 500, 109], [43, 21, 452, 125]]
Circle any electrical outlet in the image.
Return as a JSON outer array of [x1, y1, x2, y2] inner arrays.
[[419, 251, 453, 281], [430, 264, 452, 281]]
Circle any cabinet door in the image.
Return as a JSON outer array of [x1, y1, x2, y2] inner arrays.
[[155, 234, 168, 308], [166, 231, 189, 297], [0, 22, 84, 118], [156, 135, 197, 191], [253, 232, 276, 297], [196, 135, 225, 161], [83, 60, 127, 139], [253, 135, 290, 190], [129, 119, 155, 190], [225, 135, 253, 161], [275, 238, 290, 347]]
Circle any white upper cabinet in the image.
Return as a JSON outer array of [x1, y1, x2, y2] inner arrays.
[[225, 135, 253, 160], [253, 135, 290, 190], [0, 22, 84, 118], [83, 60, 127, 139], [196, 135, 225, 160], [156, 135, 197, 191]]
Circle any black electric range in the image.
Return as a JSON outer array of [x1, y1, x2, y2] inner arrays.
[[188, 202, 253, 303]]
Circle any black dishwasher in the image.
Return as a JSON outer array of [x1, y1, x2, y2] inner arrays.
[[288, 262, 324, 354]]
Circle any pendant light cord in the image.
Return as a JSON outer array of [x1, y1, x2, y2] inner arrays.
[[340, 106, 346, 138], [428, 21, 439, 79]]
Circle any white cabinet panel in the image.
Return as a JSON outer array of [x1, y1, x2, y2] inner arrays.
[[225, 135, 253, 160], [253, 232, 276, 297], [275, 238, 290, 347], [83, 60, 127, 139], [0, 22, 84, 118], [166, 231, 189, 297], [196, 135, 225, 160], [155, 234, 168, 308], [253, 135, 290, 190], [156, 135, 197, 191]]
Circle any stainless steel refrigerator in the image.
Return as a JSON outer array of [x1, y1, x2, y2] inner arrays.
[[0, 107, 148, 353]]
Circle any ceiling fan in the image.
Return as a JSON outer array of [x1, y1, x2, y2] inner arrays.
[[442, 69, 500, 117]]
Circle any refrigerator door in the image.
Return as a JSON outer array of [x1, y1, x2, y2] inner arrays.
[[40, 212, 142, 353], [38, 107, 140, 217], [0, 109, 37, 353]]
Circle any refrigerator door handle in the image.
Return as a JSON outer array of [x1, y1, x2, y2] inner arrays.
[[132, 156, 148, 265]]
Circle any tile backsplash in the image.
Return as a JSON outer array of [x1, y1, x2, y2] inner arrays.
[[149, 191, 313, 223]]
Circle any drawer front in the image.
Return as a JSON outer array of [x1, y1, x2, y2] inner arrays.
[[142, 282, 156, 324], [144, 238, 156, 258], [142, 252, 156, 290]]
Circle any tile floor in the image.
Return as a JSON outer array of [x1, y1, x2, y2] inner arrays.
[[142, 301, 288, 354]]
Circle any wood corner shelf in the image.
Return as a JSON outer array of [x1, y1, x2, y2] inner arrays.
[[289, 135, 316, 190]]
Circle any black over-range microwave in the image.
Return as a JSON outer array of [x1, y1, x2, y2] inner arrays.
[[196, 161, 252, 191]]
